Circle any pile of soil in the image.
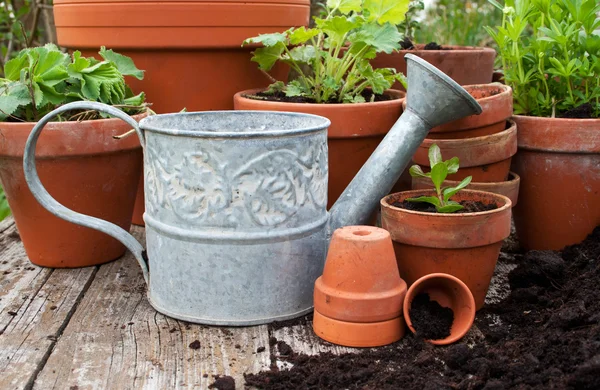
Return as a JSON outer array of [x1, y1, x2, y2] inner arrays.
[[248, 89, 396, 104], [560, 103, 596, 119], [245, 226, 600, 389], [392, 199, 498, 213], [399, 38, 446, 51], [410, 293, 454, 340]]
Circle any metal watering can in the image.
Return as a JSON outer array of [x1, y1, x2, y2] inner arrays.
[[23, 54, 482, 325]]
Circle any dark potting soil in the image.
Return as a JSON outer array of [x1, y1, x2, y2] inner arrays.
[[560, 103, 596, 119], [423, 41, 444, 50], [409, 293, 454, 340], [400, 37, 415, 50], [208, 375, 235, 390], [399, 38, 447, 51], [244, 226, 600, 390], [247, 89, 396, 104], [392, 199, 498, 213]]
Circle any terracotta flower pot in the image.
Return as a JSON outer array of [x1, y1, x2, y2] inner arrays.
[[427, 83, 513, 139], [403, 273, 475, 345], [412, 120, 517, 183], [313, 226, 407, 347], [234, 89, 405, 208], [371, 45, 496, 89], [0, 114, 145, 267], [54, 0, 310, 225], [411, 171, 520, 207], [511, 115, 600, 250], [381, 189, 512, 310]]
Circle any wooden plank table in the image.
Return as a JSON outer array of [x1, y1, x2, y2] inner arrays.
[[0, 217, 515, 390]]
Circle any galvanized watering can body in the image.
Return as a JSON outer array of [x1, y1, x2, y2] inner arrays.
[[22, 55, 482, 325]]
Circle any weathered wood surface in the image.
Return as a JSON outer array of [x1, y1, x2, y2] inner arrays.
[[0, 218, 515, 390]]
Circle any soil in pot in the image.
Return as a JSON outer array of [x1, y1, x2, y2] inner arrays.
[[244, 226, 600, 390], [409, 293, 454, 340], [392, 199, 498, 213], [247, 89, 395, 104]]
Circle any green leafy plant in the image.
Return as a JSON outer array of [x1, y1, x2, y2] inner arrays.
[[398, 0, 425, 42], [242, 0, 410, 103], [0, 44, 147, 122], [485, 0, 600, 118], [0, 185, 9, 221], [407, 144, 472, 213]]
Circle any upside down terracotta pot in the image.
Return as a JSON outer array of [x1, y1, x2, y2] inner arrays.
[[412, 171, 520, 207], [381, 189, 512, 310], [371, 45, 496, 89], [53, 0, 310, 225], [412, 120, 517, 183], [234, 89, 405, 208], [511, 115, 600, 250], [403, 273, 475, 345], [0, 114, 145, 267], [313, 226, 407, 347]]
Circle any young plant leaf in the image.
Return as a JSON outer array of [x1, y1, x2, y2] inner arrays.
[[445, 156, 460, 174], [430, 162, 448, 194], [442, 176, 472, 202], [428, 143, 443, 167], [405, 196, 441, 207], [436, 204, 465, 213], [408, 164, 430, 178]]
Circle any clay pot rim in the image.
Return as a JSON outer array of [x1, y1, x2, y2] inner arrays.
[[513, 114, 600, 122], [420, 119, 516, 148], [403, 272, 476, 346], [381, 189, 512, 217], [0, 110, 148, 128], [397, 45, 496, 54], [234, 88, 406, 108], [403, 82, 511, 108]]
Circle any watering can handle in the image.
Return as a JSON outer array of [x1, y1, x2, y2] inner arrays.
[[23, 101, 149, 284]]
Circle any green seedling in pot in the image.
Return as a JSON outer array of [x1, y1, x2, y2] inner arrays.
[[407, 144, 472, 213]]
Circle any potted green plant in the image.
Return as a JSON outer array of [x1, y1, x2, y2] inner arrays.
[[234, 0, 408, 208], [0, 44, 148, 268], [381, 144, 512, 310], [371, 0, 498, 89], [485, 0, 600, 250]]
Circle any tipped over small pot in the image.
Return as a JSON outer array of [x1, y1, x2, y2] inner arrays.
[[403, 273, 476, 345], [381, 189, 512, 310]]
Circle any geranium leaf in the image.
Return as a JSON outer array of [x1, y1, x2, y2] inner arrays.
[[249, 43, 285, 71], [327, 0, 362, 15], [289, 27, 319, 45], [363, 0, 410, 25]]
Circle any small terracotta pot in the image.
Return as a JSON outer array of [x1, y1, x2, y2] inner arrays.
[[313, 226, 407, 347], [411, 172, 520, 207], [371, 45, 496, 89], [381, 189, 512, 310], [412, 120, 517, 183], [234, 89, 405, 208], [54, 0, 311, 226], [428, 83, 513, 139], [511, 115, 600, 250], [0, 114, 145, 267], [403, 273, 475, 345]]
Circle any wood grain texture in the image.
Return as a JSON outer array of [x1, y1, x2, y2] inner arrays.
[[33, 226, 271, 390], [0, 219, 97, 389]]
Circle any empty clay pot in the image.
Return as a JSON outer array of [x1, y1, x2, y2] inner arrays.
[[511, 115, 600, 250], [234, 89, 405, 208], [427, 83, 513, 139], [381, 189, 512, 310], [412, 120, 517, 183], [411, 171, 520, 207], [313, 226, 407, 347], [403, 273, 476, 345], [371, 45, 496, 89]]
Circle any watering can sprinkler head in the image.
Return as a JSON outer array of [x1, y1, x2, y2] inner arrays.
[[327, 53, 483, 232]]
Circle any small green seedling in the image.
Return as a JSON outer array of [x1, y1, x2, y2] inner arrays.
[[407, 144, 472, 213]]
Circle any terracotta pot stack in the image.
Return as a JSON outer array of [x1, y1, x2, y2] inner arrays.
[[53, 0, 311, 225], [407, 84, 519, 206]]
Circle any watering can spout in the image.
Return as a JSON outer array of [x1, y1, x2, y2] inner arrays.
[[328, 54, 483, 232]]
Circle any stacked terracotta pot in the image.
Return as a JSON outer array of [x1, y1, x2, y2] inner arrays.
[[53, 0, 311, 225]]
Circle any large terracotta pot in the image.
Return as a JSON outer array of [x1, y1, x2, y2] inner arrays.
[[0, 115, 145, 267], [53, 0, 310, 225], [412, 120, 517, 183], [381, 189, 512, 310], [372, 45, 496, 89], [511, 115, 600, 250], [234, 89, 405, 208]]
